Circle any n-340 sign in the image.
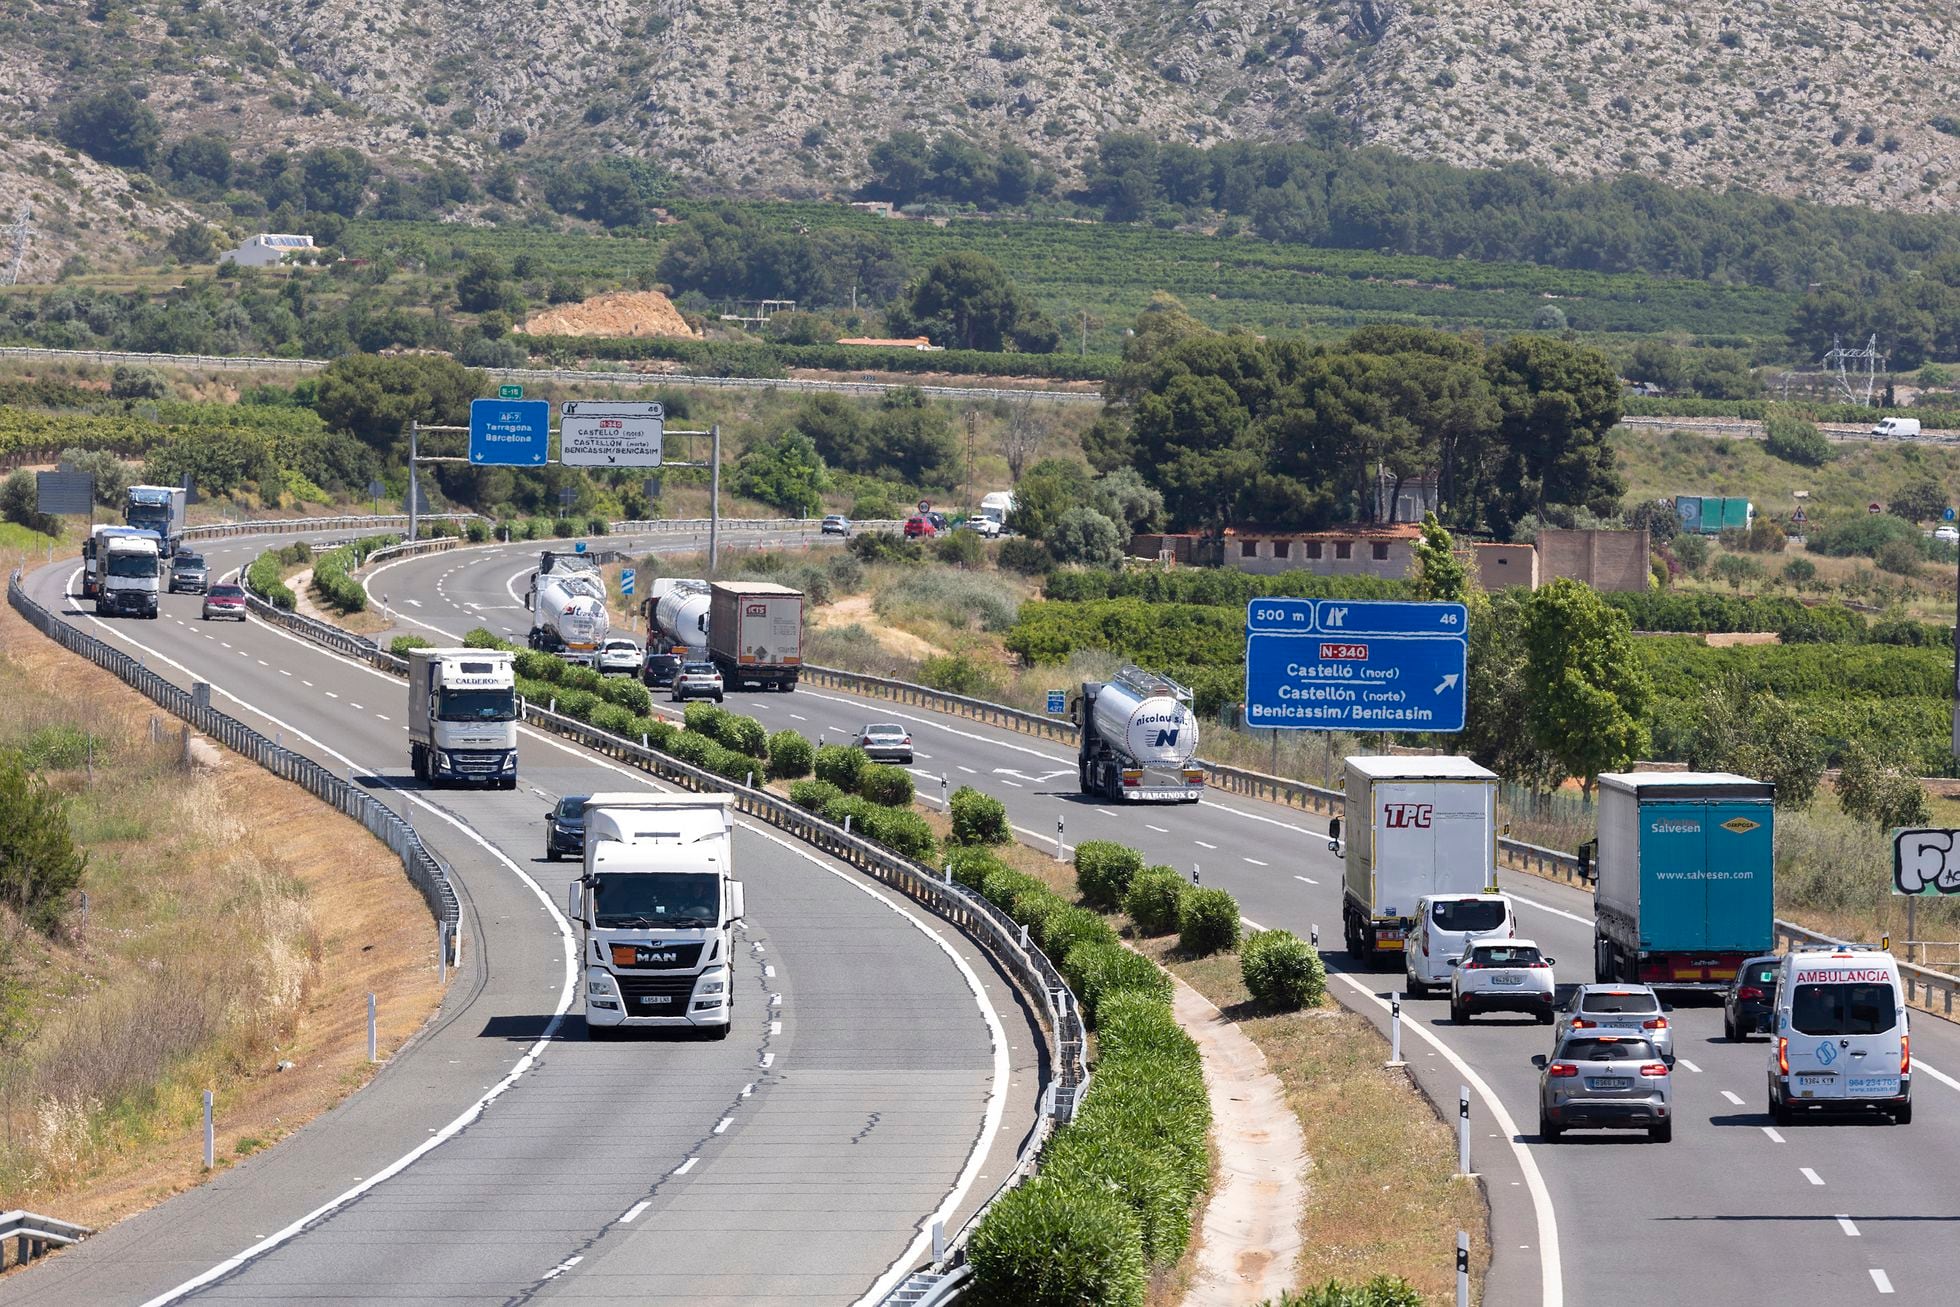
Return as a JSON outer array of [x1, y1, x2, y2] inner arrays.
[[560, 402, 664, 467]]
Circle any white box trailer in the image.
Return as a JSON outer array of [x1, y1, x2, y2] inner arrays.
[[407, 648, 519, 787], [1335, 756, 1499, 961]]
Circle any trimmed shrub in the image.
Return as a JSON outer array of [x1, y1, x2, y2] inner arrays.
[[948, 786, 1010, 845], [389, 635, 431, 657], [721, 714, 769, 758], [590, 702, 638, 736], [789, 778, 842, 812], [966, 1174, 1146, 1307], [683, 701, 729, 739], [858, 762, 915, 807], [1240, 929, 1326, 1011], [1064, 941, 1174, 1023], [464, 517, 490, 542], [1039, 1128, 1187, 1269], [704, 741, 759, 785], [1042, 905, 1121, 959], [245, 548, 296, 609], [766, 730, 814, 779], [466, 627, 517, 650], [996, 536, 1054, 576], [813, 743, 868, 790], [633, 715, 677, 750], [1006, 882, 1071, 942], [667, 730, 714, 768], [1075, 840, 1145, 909], [980, 865, 1049, 910], [869, 806, 937, 860], [948, 844, 1010, 891], [1178, 886, 1241, 955], [598, 676, 651, 716], [1124, 866, 1188, 936], [1264, 1279, 1424, 1307]]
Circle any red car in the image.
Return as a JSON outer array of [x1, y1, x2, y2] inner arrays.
[[201, 583, 248, 621], [903, 515, 937, 539]]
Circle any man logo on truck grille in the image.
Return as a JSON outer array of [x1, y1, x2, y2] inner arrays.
[[1721, 817, 1761, 834], [1383, 803, 1433, 828]]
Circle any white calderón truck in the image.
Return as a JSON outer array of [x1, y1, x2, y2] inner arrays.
[[407, 648, 519, 787], [1073, 666, 1205, 803], [707, 580, 803, 691], [96, 531, 162, 618], [524, 551, 611, 663], [568, 793, 745, 1037], [1331, 756, 1499, 961]]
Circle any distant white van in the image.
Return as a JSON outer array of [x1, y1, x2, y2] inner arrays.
[[1871, 417, 1921, 439], [1765, 946, 1911, 1124], [1405, 893, 1515, 995]]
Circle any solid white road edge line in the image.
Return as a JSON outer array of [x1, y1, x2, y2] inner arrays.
[[1333, 971, 1563, 1307], [68, 559, 1011, 1307]]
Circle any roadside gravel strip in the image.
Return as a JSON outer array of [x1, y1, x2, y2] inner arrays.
[[6, 535, 1038, 1307]]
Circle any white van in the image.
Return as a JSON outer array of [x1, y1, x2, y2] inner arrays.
[[1870, 417, 1920, 439], [1406, 893, 1515, 995], [1765, 946, 1911, 1125]]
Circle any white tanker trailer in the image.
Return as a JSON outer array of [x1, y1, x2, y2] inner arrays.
[[1073, 666, 1205, 803], [524, 551, 611, 663], [646, 578, 712, 653]]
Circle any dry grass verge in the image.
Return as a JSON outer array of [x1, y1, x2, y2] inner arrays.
[[0, 600, 444, 1233]]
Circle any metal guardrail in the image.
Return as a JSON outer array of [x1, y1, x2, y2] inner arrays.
[[1773, 918, 1960, 1023], [1618, 414, 1960, 444], [224, 558, 1084, 1295], [606, 518, 903, 535], [0, 346, 1103, 406], [7, 570, 460, 942], [178, 513, 479, 545], [358, 535, 461, 572], [0, 1210, 91, 1271]]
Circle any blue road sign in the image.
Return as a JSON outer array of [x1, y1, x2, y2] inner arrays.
[[1244, 599, 1467, 733], [574, 540, 587, 554], [621, 568, 636, 597], [1946, 507, 1956, 522], [468, 399, 549, 465], [1046, 690, 1067, 714]]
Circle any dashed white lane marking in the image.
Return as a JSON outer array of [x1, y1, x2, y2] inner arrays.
[[301, 679, 312, 687], [541, 1255, 582, 1280], [1194, 839, 1217, 849], [764, 965, 776, 978], [256, 659, 268, 666], [957, 765, 975, 774], [1871, 1269, 1893, 1294], [375, 714, 390, 723], [325, 691, 339, 699], [999, 779, 1023, 787], [1835, 1214, 1860, 1237], [280, 669, 292, 676], [1294, 874, 1318, 885], [770, 1020, 783, 1034], [620, 1201, 650, 1223], [1146, 824, 1168, 833], [714, 1118, 732, 1134], [1721, 1090, 1745, 1106], [1763, 1126, 1786, 1144], [1244, 858, 1268, 866], [1677, 1059, 1702, 1073], [770, 993, 782, 1007], [788, 713, 806, 721], [672, 1156, 699, 1175], [759, 1052, 775, 1069], [1801, 1167, 1824, 1186], [349, 702, 364, 710], [741, 1083, 755, 1098]]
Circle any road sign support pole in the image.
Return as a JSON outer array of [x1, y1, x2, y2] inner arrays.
[[1908, 895, 1917, 965], [708, 424, 721, 573], [408, 421, 420, 543]]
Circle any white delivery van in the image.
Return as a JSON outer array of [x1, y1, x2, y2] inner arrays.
[[1406, 892, 1516, 995], [1765, 946, 1911, 1125], [1870, 417, 1920, 439]]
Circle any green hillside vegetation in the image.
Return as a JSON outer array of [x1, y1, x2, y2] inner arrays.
[[1614, 426, 1960, 513]]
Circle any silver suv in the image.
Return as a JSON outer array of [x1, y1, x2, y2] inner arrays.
[[1554, 984, 1675, 1065], [169, 552, 209, 594], [671, 660, 724, 703], [1535, 1034, 1673, 1142]]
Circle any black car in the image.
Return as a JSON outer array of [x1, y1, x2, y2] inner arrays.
[[545, 794, 590, 861], [1723, 954, 1781, 1040], [642, 650, 683, 688]]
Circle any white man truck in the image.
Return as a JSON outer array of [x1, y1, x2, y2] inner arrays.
[[1073, 665, 1205, 802], [96, 531, 162, 618], [568, 793, 745, 1038], [124, 484, 188, 553], [1331, 756, 1499, 962], [407, 648, 519, 788]]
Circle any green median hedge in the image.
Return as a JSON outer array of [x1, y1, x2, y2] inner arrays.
[[245, 546, 298, 610]]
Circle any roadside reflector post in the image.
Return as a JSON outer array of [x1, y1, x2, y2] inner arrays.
[[931, 1219, 946, 1262], [1456, 1230, 1470, 1307], [1193, 863, 1201, 886], [1388, 996, 1406, 1068], [1055, 815, 1065, 863], [1457, 1086, 1471, 1177], [940, 774, 948, 806], [843, 814, 852, 836], [367, 992, 378, 1063], [202, 1090, 214, 1170], [1311, 923, 1320, 948]]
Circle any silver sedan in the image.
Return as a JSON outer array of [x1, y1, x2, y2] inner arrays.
[[856, 723, 914, 764]]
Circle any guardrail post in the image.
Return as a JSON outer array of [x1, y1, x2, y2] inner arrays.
[[1456, 1087, 1471, 1177], [202, 1090, 214, 1170]]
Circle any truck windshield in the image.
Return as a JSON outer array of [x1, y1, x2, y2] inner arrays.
[[436, 689, 516, 722], [1792, 982, 1897, 1036], [106, 554, 157, 578], [592, 872, 721, 929]]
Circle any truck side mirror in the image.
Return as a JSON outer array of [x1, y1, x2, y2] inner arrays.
[[1328, 816, 1342, 842], [565, 881, 581, 921], [1576, 839, 1596, 883], [729, 881, 746, 922]]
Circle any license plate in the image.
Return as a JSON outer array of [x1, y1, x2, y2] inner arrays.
[[1587, 1076, 1632, 1090], [1797, 1073, 1834, 1086], [642, 996, 672, 1006], [1491, 974, 1523, 986]]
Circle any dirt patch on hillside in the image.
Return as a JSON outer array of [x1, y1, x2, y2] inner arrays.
[[1703, 631, 1782, 647], [522, 290, 699, 339], [812, 592, 945, 660]]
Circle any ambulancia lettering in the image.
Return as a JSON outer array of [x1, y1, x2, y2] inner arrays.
[[1794, 968, 1892, 984]]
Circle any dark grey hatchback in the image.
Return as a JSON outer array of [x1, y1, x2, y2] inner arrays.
[[545, 795, 590, 861], [1723, 954, 1781, 1041]]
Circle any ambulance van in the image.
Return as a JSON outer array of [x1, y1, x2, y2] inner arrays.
[[1765, 946, 1911, 1125]]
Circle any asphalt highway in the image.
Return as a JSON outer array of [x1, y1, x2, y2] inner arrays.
[[392, 534, 1960, 1306], [4, 529, 1040, 1307]]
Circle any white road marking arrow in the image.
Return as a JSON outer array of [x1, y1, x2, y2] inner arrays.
[[992, 767, 1074, 784]]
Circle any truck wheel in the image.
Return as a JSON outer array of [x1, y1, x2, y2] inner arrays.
[[1894, 1100, 1913, 1125], [709, 1021, 732, 1041]]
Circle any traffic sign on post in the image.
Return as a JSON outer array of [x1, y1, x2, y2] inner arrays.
[[560, 401, 664, 467], [621, 568, 636, 598], [1243, 599, 1468, 733], [1046, 690, 1067, 714], [469, 399, 549, 465], [498, 384, 524, 399]]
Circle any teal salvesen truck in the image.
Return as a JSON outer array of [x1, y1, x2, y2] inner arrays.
[[1580, 771, 1775, 990]]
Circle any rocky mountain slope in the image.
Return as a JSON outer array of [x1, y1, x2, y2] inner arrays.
[[2, 0, 1958, 276]]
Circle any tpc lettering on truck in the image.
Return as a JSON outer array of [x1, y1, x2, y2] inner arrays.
[[1330, 756, 1498, 961], [406, 647, 519, 787], [1580, 772, 1775, 989]]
